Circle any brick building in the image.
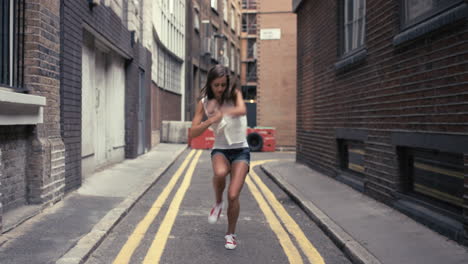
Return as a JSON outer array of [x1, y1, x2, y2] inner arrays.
[[185, 0, 242, 121], [0, 0, 153, 233], [294, 0, 468, 244], [61, 0, 152, 184], [241, 0, 297, 149], [0, 0, 64, 233]]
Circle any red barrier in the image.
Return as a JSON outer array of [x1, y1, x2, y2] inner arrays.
[[188, 128, 215, 149], [247, 127, 276, 152], [188, 127, 276, 152]]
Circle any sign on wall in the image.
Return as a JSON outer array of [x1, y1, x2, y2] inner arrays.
[[260, 28, 281, 40]]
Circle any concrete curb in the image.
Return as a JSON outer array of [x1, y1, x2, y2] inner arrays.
[[261, 163, 382, 264], [56, 146, 187, 264]]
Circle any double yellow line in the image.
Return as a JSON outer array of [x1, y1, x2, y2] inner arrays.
[[112, 150, 324, 264], [246, 160, 325, 264], [113, 149, 202, 264]]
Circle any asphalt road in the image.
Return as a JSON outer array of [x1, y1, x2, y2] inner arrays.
[[85, 149, 352, 264]]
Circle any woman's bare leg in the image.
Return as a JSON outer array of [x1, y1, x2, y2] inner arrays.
[[211, 154, 230, 204], [226, 161, 249, 234]]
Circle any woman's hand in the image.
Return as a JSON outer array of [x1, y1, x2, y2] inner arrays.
[[209, 110, 223, 124], [222, 90, 246, 117]]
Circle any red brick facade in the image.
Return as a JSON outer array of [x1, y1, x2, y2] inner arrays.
[[295, 0, 468, 244]]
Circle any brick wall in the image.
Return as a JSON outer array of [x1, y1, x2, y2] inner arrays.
[[153, 84, 182, 132], [0, 126, 29, 211], [23, 0, 65, 205], [296, 0, 468, 242], [257, 7, 297, 148], [61, 0, 134, 189]]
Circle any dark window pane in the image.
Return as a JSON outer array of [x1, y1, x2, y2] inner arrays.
[[403, 0, 462, 27], [346, 0, 354, 23]]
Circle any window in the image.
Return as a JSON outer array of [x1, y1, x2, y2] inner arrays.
[[237, 49, 241, 75], [231, 6, 236, 30], [242, 0, 256, 9], [340, 0, 366, 56], [402, 0, 463, 29], [247, 39, 256, 59], [223, 0, 228, 22], [222, 40, 228, 67], [399, 147, 463, 215], [246, 61, 256, 82], [211, 0, 218, 11], [242, 85, 256, 100], [1, 0, 24, 89], [338, 139, 366, 176], [230, 43, 235, 71], [242, 13, 257, 34], [194, 9, 200, 32], [211, 26, 218, 61]]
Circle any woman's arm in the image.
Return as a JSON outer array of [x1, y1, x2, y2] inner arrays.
[[223, 89, 246, 116], [190, 100, 222, 138]]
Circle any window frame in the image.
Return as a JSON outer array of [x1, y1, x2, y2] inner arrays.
[[223, 0, 228, 22], [341, 0, 366, 57], [0, 0, 25, 91], [398, 146, 464, 217], [211, 0, 218, 11], [193, 8, 200, 33], [231, 5, 236, 31], [400, 0, 463, 30]]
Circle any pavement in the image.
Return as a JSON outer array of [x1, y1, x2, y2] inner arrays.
[[261, 161, 468, 264], [1, 145, 467, 264], [0, 143, 187, 264]]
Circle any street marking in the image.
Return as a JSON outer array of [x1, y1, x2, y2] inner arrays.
[[112, 149, 196, 264], [142, 150, 203, 264], [250, 160, 325, 264], [245, 176, 304, 264]]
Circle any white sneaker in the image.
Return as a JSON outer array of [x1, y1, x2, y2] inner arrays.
[[224, 234, 237, 250], [208, 202, 223, 224]]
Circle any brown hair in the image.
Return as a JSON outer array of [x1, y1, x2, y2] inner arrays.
[[200, 65, 237, 105]]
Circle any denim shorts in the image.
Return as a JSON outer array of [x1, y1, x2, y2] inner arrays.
[[211, 147, 251, 167]]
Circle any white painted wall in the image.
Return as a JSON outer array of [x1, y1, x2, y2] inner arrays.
[[82, 33, 126, 178]]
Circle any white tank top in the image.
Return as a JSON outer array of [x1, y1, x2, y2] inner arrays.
[[201, 97, 249, 149]]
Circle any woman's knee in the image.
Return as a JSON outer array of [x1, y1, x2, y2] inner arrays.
[[213, 168, 229, 179], [228, 191, 240, 203]]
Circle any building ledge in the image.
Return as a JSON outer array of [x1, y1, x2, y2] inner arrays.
[[334, 48, 367, 73], [394, 194, 466, 245], [0, 90, 45, 125]]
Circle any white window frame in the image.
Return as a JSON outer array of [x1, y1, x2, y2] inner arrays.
[[211, 0, 218, 10], [194, 10, 200, 32], [231, 6, 236, 30], [211, 27, 219, 61], [343, 0, 366, 55], [223, 0, 228, 22], [223, 40, 229, 67], [230, 43, 235, 71], [237, 49, 240, 75]]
